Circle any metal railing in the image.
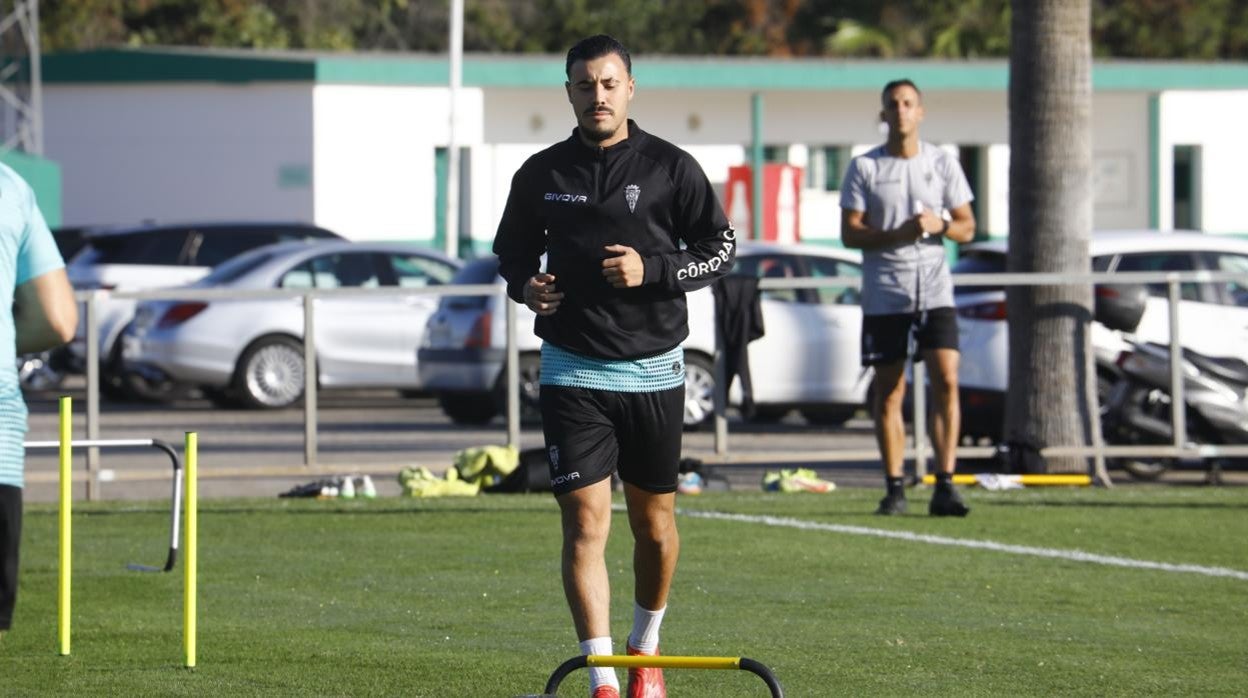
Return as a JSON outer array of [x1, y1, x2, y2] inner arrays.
[[726, 269, 1248, 486], [65, 268, 1248, 492]]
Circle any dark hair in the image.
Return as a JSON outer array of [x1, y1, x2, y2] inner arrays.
[[565, 35, 632, 78], [881, 78, 921, 106]]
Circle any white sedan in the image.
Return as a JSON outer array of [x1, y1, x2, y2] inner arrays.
[[122, 240, 461, 408]]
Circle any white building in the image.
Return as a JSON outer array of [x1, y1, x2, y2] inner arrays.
[[42, 47, 1248, 251]]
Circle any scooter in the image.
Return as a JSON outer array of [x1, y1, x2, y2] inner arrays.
[[1100, 340, 1248, 481], [1093, 281, 1248, 482]]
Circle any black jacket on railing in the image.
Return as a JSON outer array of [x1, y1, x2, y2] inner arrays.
[[713, 274, 765, 418]]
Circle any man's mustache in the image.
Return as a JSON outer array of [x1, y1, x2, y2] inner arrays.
[[584, 107, 613, 116]]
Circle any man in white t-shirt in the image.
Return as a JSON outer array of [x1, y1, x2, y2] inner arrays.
[[840, 79, 977, 516]]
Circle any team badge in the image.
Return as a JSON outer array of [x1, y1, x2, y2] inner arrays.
[[625, 184, 640, 213]]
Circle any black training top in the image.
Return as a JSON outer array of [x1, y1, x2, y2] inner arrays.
[[493, 120, 736, 360]]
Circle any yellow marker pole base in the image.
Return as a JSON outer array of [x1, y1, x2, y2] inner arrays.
[[921, 473, 1092, 486]]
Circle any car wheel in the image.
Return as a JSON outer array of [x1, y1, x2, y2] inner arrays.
[[121, 370, 190, 403], [493, 353, 542, 425], [801, 406, 858, 427], [233, 336, 305, 409], [750, 406, 791, 423], [438, 392, 498, 425], [683, 352, 715, 430], [100, 345, 141, 401], [202, 387, 244, 409]]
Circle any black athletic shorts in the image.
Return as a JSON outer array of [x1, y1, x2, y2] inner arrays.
[[539, 385, 685, 496], [861, 307, 959, 367], [0, 484, 21, 631]]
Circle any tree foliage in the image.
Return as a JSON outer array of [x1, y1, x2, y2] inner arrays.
[[38, 0, 1248, 58]]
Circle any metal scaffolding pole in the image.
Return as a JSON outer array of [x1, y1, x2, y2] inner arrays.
[[0, 0, 42, 155]]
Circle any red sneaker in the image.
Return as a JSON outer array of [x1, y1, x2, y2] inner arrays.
[[592, 686, 620, 698], [626, 644, 666, 698]]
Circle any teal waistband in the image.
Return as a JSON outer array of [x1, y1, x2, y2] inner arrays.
[[540, 344, 685, 393]]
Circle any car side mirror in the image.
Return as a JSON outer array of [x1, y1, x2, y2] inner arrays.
[[1093, 282, 1148, 333]]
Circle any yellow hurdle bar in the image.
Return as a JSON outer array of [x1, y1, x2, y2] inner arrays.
[[57, 396, 72, 656], [587, 655, 742, 671], [184, 432, 198, 668], [547, 654, 785, 696], [921, 473, 1091, 486]]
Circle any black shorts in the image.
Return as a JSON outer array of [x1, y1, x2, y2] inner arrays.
[[861, 307, 959, 367], [539, 385, 685, 495], [1, 484, 21, 631]]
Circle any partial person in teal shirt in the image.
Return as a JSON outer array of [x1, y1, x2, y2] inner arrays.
[[0, 162, 78, 641]]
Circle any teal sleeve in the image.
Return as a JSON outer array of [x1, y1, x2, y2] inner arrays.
[[15, 185, 64, 285]]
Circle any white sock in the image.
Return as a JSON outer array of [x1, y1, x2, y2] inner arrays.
[[628, 602, 666, 654], [579, 636, 618, 692]]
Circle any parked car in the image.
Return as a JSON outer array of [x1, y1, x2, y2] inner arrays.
[[418, 241, 871, 427], [120, 240, 461, 408], [14, 225, 129, 392], [953, 229, 1248, 441], [51, 225, 91, 261], [66, 221, 344, 397]]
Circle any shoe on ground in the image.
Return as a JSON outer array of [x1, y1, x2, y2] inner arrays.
[[875, 493, 907, 515], [929, 484, 970, 517], [592, 686, 620, 698], [626, 644, 666, 698]]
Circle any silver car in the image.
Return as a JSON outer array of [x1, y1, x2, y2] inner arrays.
[[66, 221, 344, 397], [122, 240, 461, 408], [418, 241, 871, 427]]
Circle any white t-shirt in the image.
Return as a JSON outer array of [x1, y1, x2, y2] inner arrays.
[[840, 142, 974, 315]]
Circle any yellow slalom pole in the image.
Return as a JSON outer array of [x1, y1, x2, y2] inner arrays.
[[57, 396, 72, 656], [183, 431, 197, 668]]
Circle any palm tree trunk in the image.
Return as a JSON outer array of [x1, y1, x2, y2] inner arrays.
[[1005, 0, 1100, 474]]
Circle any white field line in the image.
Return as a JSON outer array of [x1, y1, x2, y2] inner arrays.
[[681, 510, 1248, 582]]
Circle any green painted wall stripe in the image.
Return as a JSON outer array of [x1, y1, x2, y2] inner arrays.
[[314, 57, 446, 85], [43, 50, 315, 83], [0, 151, 62, 228], [1148, 94, 1161, 228], [41, 49, 1248, 92]]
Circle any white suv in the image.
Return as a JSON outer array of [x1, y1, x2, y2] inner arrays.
[[953, 229, 1248, 441]]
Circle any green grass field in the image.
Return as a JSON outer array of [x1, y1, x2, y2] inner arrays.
[[1, 485, 1245, 696]]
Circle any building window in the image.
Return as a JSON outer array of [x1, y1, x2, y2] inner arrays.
[[804, 146, 849, 192], [1173, 145, 1201, 231]]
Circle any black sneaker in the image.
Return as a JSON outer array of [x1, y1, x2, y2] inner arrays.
[[875, 493, 907, 515], [929, 485, 970, 517]]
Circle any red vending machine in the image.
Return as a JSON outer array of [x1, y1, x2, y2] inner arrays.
[[723, 164, 803, 242]]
